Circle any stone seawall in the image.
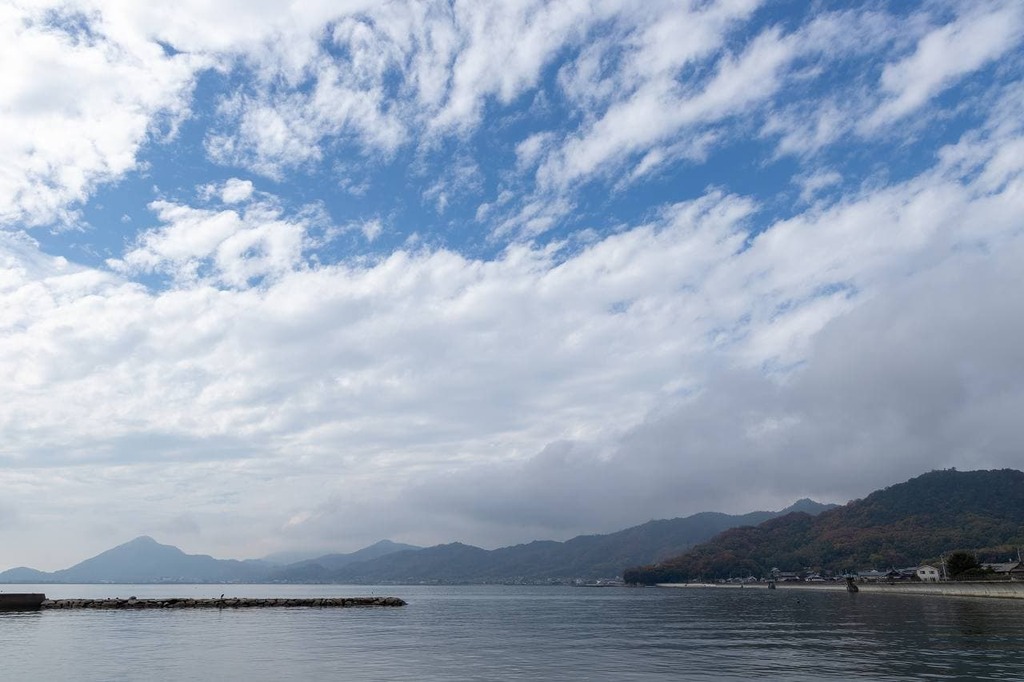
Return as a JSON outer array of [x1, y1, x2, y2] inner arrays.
[[41, 596, 406, 610]]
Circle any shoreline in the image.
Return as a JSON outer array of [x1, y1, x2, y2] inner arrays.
[[657, 581, 1024, 599]]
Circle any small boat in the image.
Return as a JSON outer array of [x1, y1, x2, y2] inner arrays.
[[0, 594, 46, 612]]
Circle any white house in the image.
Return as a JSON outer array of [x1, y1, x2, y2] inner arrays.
[[916, 565, 940, 582]]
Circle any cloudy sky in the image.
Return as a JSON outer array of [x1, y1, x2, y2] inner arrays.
[[2, 0, 1023, 570]]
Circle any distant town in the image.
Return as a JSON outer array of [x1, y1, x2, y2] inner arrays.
[[713, 558, 1024, 586]]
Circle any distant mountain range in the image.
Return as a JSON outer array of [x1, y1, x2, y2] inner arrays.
[[22, 468, 1020, 586], [267, 540, 423, 582], [624, 468, 1024, 584], [0, 499, 832, 584], [318, 499, 835, 584]]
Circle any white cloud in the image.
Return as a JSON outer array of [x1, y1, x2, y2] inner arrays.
[[421, 155, 482, 215], [515, 132, 555, 171], [760, 5, 1024, 157], [7, 1, 1010, 239], [4, 88, 1023, 562], [426, 0, 605, 134], [143, 1, 779, 190], [2, 1, 1024, 568], [795, 170, 843, 203], [864, 1, 1024, 131], [221, 178, 255, 204], [199, 1, 608, 179], [359, 218, 383, 243], [537, 3, 773, 193], [109, 199, 308, 287], [763, 101, 849, 158], [392, 150, 1024, 544], [0, 2, 205, 227], [205, 93, 328, 179]]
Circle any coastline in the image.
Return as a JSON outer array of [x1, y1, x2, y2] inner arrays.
[[657, 581, 1024, 599]]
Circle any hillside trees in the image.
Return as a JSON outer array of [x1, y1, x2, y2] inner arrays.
[[623, 469, 1024, 583]]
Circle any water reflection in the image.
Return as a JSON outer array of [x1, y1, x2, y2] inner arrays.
[[1, 585, 1023, 681]]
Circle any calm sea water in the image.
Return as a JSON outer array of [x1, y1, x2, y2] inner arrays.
[[2, 583, 1023, 680]]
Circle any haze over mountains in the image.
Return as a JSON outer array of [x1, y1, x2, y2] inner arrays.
[[317, 499, 834, 584], [13, 468, 1020, 587], [0, 500, 832, 584], [17, 466, 1024, 587]]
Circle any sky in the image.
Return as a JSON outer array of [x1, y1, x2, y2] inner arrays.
[[1, 0, 1023, 570]]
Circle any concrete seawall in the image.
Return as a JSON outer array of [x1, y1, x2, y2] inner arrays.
[[658, 582, 1024, 599], [854, 582, 1024, 599], [41, 596, 406, 610]]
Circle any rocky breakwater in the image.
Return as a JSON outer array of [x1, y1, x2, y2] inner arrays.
[[41, 596, 406, 610]]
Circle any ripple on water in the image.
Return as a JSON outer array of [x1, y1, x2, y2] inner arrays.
[[2, 585, 1024, 681]]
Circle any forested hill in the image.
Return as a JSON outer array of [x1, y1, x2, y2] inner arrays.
[[624, 469, 1024, 584]]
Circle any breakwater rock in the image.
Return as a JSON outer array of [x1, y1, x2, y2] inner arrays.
[[41, 596, 406, 610]]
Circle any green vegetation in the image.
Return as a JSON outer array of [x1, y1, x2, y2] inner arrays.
[[625, 469, 1024, 584], [945, 551, 980, 579]]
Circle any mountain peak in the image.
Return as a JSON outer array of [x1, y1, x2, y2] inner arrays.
[[126, 535, 159, 545], [780, 498, 835, 515]]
